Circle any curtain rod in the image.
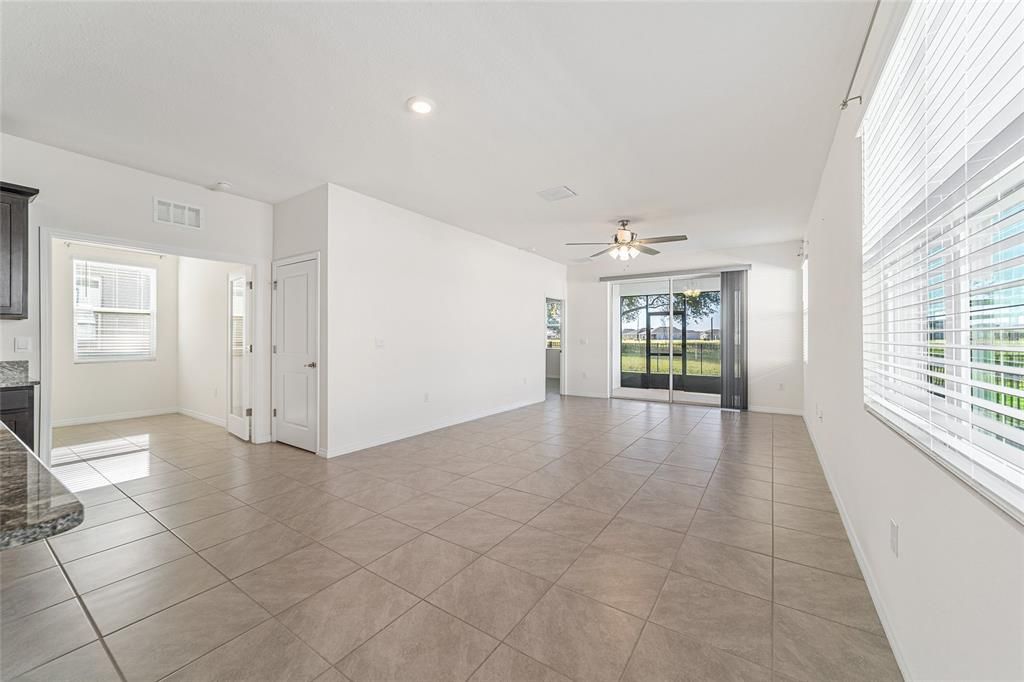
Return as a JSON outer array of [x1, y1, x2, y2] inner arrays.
[[841, 0, 881, 110], [599, 264, 750, 283]]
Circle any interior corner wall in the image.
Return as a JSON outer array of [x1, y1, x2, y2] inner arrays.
[[803, 5, 1024, 677], [177, 256, 241, 427], [324, 183, 567, 456], [51, 243, 179, 425], [565, 241, 804, 414], [272, 185, 330, 453]]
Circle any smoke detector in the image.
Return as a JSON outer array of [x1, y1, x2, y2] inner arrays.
[[210, 181, 232, 192]]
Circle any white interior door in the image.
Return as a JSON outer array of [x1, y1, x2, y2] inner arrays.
[[226, 271, 251, 440], [273, 257, 318, 452]]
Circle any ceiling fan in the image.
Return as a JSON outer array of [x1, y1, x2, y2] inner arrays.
[[566, 220, 688, 261]]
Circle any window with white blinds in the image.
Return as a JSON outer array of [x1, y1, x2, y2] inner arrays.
[[73, 260, 157, 362], [862, 0, 1024, 522]]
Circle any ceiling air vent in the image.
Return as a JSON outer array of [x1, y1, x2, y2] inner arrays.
[[154, 198, 202, 229], [537, 186, 577, 202]]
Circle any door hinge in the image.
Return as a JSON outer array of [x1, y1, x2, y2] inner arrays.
[[273, 408, 277, 417], [245, 408, 252, 417], [272, 280, 278, 290], [272, 344, 277, 353], [248, 344, 253, 353], [247, 280, 253, 290]]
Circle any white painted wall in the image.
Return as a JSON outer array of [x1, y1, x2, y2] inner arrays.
[[177, 256, 240, 427], [802, 4, 1024, 678], [565, 241, 804, 414], [324, 183, 566, 455], [51, 243, 179, 425], [0, 134, 275, 446]]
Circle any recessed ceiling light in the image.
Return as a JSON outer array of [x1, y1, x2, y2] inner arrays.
[[406, 96, 435, 114]]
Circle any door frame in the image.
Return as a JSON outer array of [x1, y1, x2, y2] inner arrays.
[[38, 226, 269, 465], [545, 297, 566, 396], [225, 267, 255, 441], [270, 251, 320, 455]]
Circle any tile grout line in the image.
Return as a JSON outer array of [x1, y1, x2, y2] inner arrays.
[[38, 536, 129, 682], [44, 404, 875, 682]]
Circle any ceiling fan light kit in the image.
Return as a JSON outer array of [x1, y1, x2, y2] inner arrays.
[[566, 219, 688, 260], [610, 244, 640, 260]]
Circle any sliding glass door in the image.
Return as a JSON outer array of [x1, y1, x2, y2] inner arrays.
[[615, 280, 672, 400], [671, 276, 722, 395], [612, 276, 723, 402]]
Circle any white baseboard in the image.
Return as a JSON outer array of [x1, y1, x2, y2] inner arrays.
[[323, 397, 545, 458], [564, 391, 610, 399], [804, 419, 911, 681], [53, 406, 230, 429], [177, 407, 226, 428], [749, 405, 803, 416], [52, 407, 178, 427]]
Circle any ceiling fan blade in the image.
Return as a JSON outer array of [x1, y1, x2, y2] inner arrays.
[[590, 245, 619, 258], [565, 242, 614, 246], [634, 244, 660, 256], [635, 235, 688, 245]]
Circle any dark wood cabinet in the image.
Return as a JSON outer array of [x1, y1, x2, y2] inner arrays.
[[1, 182, 39, 319], [1, 386, 35, 451]]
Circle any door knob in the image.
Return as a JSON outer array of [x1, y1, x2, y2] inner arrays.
[[304, 361, 317, 368]]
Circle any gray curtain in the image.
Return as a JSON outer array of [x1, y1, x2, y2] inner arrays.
[[720, 269, 748, 410]]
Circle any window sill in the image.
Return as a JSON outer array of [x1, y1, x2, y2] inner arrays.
[[73, 356, 157, 365], [863, 402, 1023, 527]]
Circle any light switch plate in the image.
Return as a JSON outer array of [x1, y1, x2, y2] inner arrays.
[[13, 336, 31, 352]]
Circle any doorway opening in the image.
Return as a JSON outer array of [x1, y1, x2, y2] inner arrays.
[[43, 237, 255, 491], [545, 298, 563, 397]]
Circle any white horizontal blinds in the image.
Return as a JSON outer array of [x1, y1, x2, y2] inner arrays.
[[862, 0, 1024, 520], [73, 260, 157, 360]]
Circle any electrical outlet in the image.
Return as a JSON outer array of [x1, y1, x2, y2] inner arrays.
[[582, 371, 589, 379], [374, 338, 385, 350], [890, 520, 900, 557]]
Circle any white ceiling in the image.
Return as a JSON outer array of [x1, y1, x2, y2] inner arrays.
[[1, 2, 872, 263]]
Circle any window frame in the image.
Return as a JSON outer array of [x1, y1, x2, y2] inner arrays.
[[859, 0, 1024, 524], [72, 258, 159, 364]]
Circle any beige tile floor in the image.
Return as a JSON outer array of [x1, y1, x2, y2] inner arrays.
[[1, 395, 902, 681]]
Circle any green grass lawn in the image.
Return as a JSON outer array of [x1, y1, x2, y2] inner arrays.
[[621, 340, 721, 376]]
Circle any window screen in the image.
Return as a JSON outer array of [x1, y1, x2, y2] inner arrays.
[[73, 260, 157, 361], [861, 1, 1024, 521]]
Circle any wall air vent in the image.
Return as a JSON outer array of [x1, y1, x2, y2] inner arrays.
[[537, 186, 577, 202], [154, 198, 202, 229]]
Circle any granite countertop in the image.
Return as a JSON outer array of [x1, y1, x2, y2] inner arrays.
[[0, 360, 39, 389], [0, 424, 83, 549]]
